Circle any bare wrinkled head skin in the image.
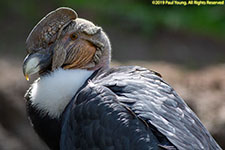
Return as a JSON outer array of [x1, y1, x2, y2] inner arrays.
[[23, 7, 111, 80]]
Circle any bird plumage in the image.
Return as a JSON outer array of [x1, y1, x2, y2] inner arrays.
[[23, 7, 221, 150], [27, 68, 94, 118], [60, 66, 220, 150]]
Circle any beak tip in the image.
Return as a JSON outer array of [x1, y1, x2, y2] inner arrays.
[[22, 54, 41, 80], [25, 75, 30, 81], [22, 50, 52, 80]]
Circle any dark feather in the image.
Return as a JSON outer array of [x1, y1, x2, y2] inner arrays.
[[60, 66, 221, 150]]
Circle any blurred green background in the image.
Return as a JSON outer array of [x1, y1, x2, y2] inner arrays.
[[0, 0, 225, 68], [0, 0, 225, 150]]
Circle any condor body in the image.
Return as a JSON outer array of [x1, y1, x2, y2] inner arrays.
[[23, 7, 221, 150]]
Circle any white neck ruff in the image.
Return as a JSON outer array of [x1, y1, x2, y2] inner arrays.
[[29, 68, 94, 118]]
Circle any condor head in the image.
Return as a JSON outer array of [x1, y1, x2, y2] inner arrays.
[[23, 7, 111, 81]]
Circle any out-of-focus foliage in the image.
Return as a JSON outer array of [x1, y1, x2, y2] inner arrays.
[[60, 0, 225, 38], [1, 0, 225, 37]]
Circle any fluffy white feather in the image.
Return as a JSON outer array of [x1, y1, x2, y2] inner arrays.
[[30, 68, 94, 118]]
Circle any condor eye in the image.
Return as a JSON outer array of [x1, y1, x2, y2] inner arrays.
[[70, 33, 78, 40]]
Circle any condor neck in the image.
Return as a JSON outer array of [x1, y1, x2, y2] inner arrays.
[[28, 68, 94, 119]]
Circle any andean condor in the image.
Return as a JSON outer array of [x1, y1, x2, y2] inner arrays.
[[22, 7, 221, 150]]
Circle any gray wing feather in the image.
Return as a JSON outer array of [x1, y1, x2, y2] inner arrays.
[[93, 66, 221, 150], [61, 80, 165, 150], [61, 66, 221, 150]]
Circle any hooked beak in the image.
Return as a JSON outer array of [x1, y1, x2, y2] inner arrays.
[[23, 51, 52, 81]]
